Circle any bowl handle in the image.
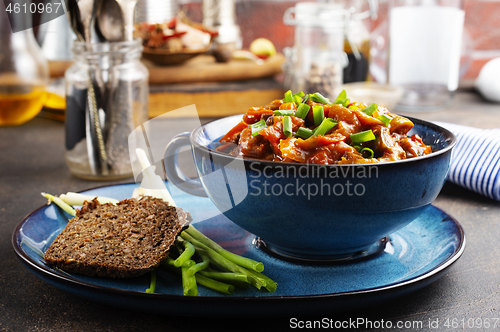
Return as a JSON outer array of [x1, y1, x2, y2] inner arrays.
[[163, 132, 208, 197]]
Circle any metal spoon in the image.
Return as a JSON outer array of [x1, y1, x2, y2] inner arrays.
[[95, 0, 138, 179], [64, 0, 85, 41], [95, 0, 125, 42], [65, 0, 110, 176], [72, 0, 95, 43], [114, 0, 138, 41]]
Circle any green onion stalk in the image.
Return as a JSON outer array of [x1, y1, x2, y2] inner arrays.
[[314, 118, 338, 136], [180, 231, 277, 292], [362, 103, 378, 116], [145, 270, 157, 293], [41, 192, 76, 217], [251, 119, 267, 137], [351, 130, 376, 144], [295, 103, 310, 119], [297, 127, 314, 139]]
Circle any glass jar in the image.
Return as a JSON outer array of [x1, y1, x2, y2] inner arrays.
[[283, 2, 347, 99], [283, 1, 376, 99], [0, 1, 49, 126], [65, 39, 148, 180]]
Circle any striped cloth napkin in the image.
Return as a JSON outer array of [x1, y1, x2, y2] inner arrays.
[[434, 122, 500, 201]]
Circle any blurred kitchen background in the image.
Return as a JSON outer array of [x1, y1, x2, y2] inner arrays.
[[131, 0, 495, 82], [11, 0, 500, 124], [175, 0, 495, 83], [36, 0, 499, 90], [2, 0, 499, 178], [206, 0, 495, 82]]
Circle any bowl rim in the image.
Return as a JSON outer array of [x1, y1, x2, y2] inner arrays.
[[190, 114, 457, 167]]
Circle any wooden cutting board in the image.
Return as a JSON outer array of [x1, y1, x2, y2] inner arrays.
[[49, 53, 285, 84], [145, 53, 285, 84]]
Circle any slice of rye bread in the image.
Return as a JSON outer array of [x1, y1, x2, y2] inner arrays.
[[44, 196, 192, 278]]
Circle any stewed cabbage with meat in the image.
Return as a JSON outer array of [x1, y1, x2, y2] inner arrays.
[[218, 90, 432, 164]]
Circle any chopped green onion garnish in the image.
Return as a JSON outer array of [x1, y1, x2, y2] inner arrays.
[[314, 118, 338, 136], [273, 109, 294, 116], [251, 119, 266, 136], [352, 145, 362, 151], [350, 130, 376, 143], [360, 147, 375, 158], [313, 105, 325, 126], [376, 114, 393, 126], [333, 90, 347, 105], [301, 94, 310, 104], [295, 103, 310, 119], [282, 116, 293, 137], [310, 92, 331, 105], [283, 90, 293, 103], [296, 127, 314, 139], [332, 90, 351, 107], [293, 91, 305, 103], [348, 105, 359, 110], [362, 103, 378, 116]]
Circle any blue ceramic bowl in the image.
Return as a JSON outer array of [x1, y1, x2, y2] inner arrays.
[[164, 114, 456, 261]]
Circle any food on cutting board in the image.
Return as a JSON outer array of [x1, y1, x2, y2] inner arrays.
[[219, 89, 432, 164], [249, 38, 276, 59], [135, 16, 216, 52]]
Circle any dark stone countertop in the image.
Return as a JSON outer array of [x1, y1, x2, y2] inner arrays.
[[1, 90, 499, 331]]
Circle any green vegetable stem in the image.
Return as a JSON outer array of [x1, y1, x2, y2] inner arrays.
[[194, 274, 235, 295], [145, 270, 156, 293], [180, 231, 277, 292], [184, 225, 264, 273], [181, 266, 198, 296], [187, 251, 210, 277], [199, 270, 251, 289], [174, 237, 196, 268], [165, 258, 234, 295], [41, 192, 76, 217]]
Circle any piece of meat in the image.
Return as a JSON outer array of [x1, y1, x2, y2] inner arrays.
[[399, 134, 432, 158], [373, 126, 407, 161], [219, 121, 248, 143], [238, 127, 271, 158]]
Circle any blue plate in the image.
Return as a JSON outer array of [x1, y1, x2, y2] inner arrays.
[[12, 183, 465, 317]]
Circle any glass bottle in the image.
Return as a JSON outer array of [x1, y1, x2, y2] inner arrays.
[[0, 2, 49, 126], [342, 0, 373, 83], [65, 39, 148, 180], [388, 0, 464, 111]]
